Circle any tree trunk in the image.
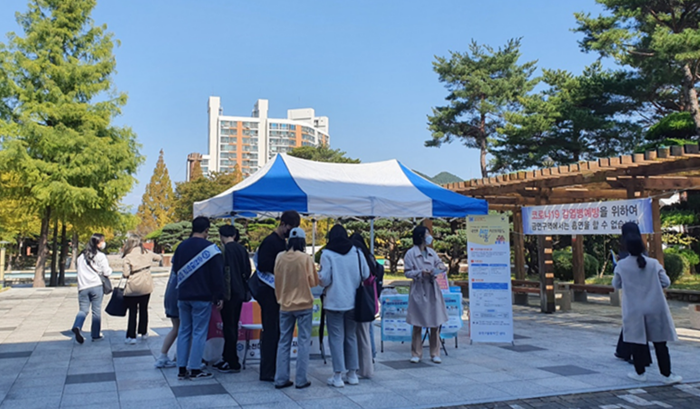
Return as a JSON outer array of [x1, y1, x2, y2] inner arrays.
[[49, 217, 59, 287], [59, 223, 68, 286], [33, 207, 51, 287], [70, 231, 78, 270], [681, 63, 700, 136], [479, 113, 488, 178]]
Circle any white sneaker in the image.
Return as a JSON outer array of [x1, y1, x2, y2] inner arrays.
[[662, 373, 683, 385], [627, 371, 647, 382], [327, 376, 344, 388], [128, 338, 137, 345], [140, 333, 149, 341], [431, 356, 442, 364], [154, 357, 176, 369], [409, 357, 420, 364], [344, 372, 359, 385]]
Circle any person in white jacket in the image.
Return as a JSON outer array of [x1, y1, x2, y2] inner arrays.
[[72, 233, 113, 344], [319, 225, 370, 388]]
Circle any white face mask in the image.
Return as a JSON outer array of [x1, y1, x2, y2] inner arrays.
[[424, 235, 433, 246], [99, 242, 106, 250]]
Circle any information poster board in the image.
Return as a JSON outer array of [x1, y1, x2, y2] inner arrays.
[[380, 292, 463, 342], [467, 214, 514, 343]]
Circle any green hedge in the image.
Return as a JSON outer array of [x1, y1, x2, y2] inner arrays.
[[663, 252, 684, 284], [552, 249, 599, 282]]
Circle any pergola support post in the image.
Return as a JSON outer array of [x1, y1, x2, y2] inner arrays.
[[572, 235, 587, 302], [513, 208, 526, 280], [650, 198, 664, 266], [538, 235, 556, 313]]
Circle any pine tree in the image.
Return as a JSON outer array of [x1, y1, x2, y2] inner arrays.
[[575, 0, 700, 135], [426, 38, 538, 177], [137, 150, 175, 235], [0, 0, 142, 287]]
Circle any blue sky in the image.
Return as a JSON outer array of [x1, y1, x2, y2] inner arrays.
[[1, 0, 606, 209]]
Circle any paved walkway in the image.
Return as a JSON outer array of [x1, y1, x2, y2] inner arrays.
[[446, 384, 700, 408], [0, 278, 699, 409]]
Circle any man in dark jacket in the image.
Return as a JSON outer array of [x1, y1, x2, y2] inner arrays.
[[172, 217, 225, 380], [214, 224, 251, 373], [256, 210, 300, 382]]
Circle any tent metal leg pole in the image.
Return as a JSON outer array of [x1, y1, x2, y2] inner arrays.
[[370, 218, 375, 255], [312, 219, 317, 254]]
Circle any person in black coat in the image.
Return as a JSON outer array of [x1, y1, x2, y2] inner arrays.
[[213, 224, 252, 373]]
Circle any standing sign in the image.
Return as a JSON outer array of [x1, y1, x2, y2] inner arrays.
[[522, 198, 653, 235], [467, 214, 514, 343]]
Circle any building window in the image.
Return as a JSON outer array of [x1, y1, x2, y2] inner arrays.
[[269, 123, 279, 129]]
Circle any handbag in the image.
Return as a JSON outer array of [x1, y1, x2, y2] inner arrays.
[[354, 248, 376, 322], [105, 278, 127, 317], [86, 256, 112, 295]]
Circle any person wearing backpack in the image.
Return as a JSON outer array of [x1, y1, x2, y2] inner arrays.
[[212, 224, 251, 374], [71, 233, 113, 344]]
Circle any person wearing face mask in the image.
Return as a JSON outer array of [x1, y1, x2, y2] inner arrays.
[[403, 226, 448, 364], [71, 233, 113, 344], [254, 210, 301, 382]]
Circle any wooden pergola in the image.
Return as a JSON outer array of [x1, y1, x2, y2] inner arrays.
[[445, 145, 700, 312]]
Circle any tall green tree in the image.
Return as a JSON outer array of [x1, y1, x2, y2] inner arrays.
[[137, 150, 175, 235], [173, 166, 243, 221], [288, 144, 360, 163], [427, 38, 538, 177], [0, 0, 142, 287], [494, 63, 642, 171], [575, 0, 700, 135]]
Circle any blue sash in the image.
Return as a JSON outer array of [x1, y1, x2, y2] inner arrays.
[[176, 243, 221, 288], [252, 249, 275, 289]]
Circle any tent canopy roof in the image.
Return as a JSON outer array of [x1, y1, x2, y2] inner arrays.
[[193, 154, 488, 219]]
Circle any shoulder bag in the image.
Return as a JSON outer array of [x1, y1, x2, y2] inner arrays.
[[86, 255, 112, 295], [354, 248, 376, 322]]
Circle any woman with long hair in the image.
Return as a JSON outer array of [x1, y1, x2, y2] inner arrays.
[[122, 234, 162, 344], [613, 229, 682, 384], [72, 233, 112, 344], [404, 226, 448, 364], [614, 222, 652, 367], [319, 225, 370, 388], [349, 232, 377, 379]]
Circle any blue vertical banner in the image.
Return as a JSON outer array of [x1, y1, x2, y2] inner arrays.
[[467, 214, 514, 344]]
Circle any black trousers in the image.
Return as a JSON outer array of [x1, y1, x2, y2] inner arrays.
[[616, 329, 652, 366], [256, 285, 280, 381], [125, 294, 150, 339], [633, 341, 671, 376], [220, 299, 243, 369]]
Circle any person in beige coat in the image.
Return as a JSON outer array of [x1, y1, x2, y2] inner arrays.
[[122, 235, 162, 344], [404, 226, 448, 364]]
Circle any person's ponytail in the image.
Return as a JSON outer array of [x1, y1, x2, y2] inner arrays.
[[624, 233, 647, 269]]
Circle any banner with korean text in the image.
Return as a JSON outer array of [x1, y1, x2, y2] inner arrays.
[[467, 214, 514, 344], [522, 198, 653, 235]]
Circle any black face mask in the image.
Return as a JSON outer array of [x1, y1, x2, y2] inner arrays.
[[284, 226, 292, 238]]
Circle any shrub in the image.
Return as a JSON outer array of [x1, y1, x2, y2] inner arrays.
[[663, 252, 684, 284], [553, 249, 599, 281]]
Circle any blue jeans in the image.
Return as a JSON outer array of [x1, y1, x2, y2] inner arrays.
[[275, 309, 312, 386], [177, 300, 212, 371], [72, 286, 104, 339], [326, 309, 359, 373]]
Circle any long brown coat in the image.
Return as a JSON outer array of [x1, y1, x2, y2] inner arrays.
[[403, 246, 448, 328]]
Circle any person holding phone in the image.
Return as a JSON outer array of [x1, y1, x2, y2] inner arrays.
[[403, 226, 448, 364]]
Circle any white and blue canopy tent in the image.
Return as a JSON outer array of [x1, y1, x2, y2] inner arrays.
[[193, 153, 488, 250]]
